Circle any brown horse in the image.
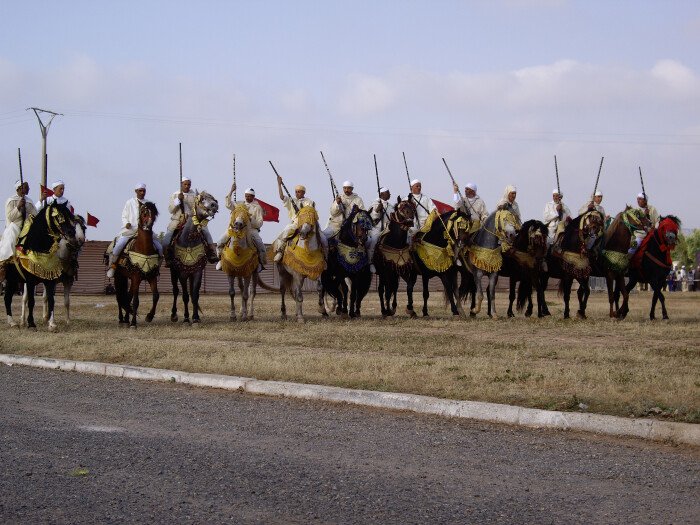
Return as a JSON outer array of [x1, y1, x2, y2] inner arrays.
[[112, 202, 161, 328], [595, 207, 650, 319]]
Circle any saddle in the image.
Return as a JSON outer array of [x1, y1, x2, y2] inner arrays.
[[281, 230, 325, 280]]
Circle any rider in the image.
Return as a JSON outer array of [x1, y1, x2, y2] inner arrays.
[[407, 179, 436, 246], [452, 182, 488, 227], [368, 187, 394, 272], [578, 190, 606, 219], [496, 185, 521, 222], [272, 176, 326, 262], [543, 189, 571, 247], [38, 180, 72, 212], [629, 192, 660, 256], [0, 180, 38, 263], [106, 183, 163, 278], [322, 181, 365, 239], [218, 183, 267, 271]]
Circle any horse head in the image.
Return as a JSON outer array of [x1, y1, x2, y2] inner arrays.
[[520, 220, 547, 258], [296, 205, 319, 240], [495, 209, 519, 248], [393, 197, 416, 229], [138, 202, 159, 232], [346, 208, 373, 246], [658, 215, 681, 248], [194, 191, 219, 221], [58, 214, 86, 261], [580, 211, 605, 251], [47, 203, 78, 245], [230, 204, 251, 233], [447, 211, 472, 256]]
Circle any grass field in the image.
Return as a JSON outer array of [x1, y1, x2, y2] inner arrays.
[[1, 289, 698, 423]]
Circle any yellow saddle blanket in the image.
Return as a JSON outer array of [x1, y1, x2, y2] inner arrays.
[[125, 251, 160, 275], [282, 242, 325, 280], [414, 240, 454, 273], [222, 244, 257, 277], [174, 243, 206, 267], [16, 247, 63, 280], [468, 244, 503, 273]]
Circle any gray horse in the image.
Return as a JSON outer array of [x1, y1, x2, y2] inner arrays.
[[169, 191, 219, 324]]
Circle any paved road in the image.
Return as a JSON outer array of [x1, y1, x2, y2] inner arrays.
[[1, 365, 698, 524]]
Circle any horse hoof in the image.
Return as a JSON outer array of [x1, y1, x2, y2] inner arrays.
[[170, 314, 178, 322], [48, 324, 57, 332], [525, 311, 532, 318], [469, 312, 476, 318], [248, 315, 254, 321], [280, 314, 287, 321], [146, 314, 154, 323], [8, 321, 18, 328], [28, 326, 37, 332], [230, 315, 237, 322], [576, 311, 587, 320], [296, 317, 305, 324], [129, 325, 137, 330], [507, 312, 515, 318]]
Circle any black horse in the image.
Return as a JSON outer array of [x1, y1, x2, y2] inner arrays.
[[318, 206, 374, 318], [410, 209, 471, 317], [542, 212, 605, 319], [502, 219, 548, 317], [374, 198, 417, 318], [624, 216, 681, 320], [4, 203, 78, 330]]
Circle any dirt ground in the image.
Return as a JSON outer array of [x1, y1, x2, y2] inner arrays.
[[1, 289, 698, 423]]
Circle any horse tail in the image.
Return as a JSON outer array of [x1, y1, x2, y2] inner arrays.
[[516, 279, 531, 312], [256, 273, 280, 293], [457, 265, 473, 304], [557, 278, 564, 297]]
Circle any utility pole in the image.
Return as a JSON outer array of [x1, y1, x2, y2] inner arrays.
[[27, 107, 62, 205]]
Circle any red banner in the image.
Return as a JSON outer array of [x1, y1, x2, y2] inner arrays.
[[257, 198, 280, 223], [86, 213, 100, 227], [432, 199, 454, 215], [40, 184, 55, 197]]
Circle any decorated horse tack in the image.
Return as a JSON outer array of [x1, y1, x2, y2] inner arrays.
[[282, 206, 326, 281], [221, 204, 258, 277], [413, 209, 468, 273]]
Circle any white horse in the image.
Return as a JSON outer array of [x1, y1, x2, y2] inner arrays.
[[22, 215, 86, 326], [220, 204, 262, 321], [276, 206, 326, 323]]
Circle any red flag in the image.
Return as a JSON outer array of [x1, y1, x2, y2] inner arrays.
[[432, 199, 454, 214], [256, 198, 280, 223], [86, 213, 100, 227], [40, 184, 55, 197]]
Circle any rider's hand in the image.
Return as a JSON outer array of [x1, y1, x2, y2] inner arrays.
[[336, 196, 342, 204], [17, 198, 25, 209], [556, 203, 562, 212], [178, 192, 184, 201], [231, 182, 236, 192], [277, 175, 283, 185], [376, 202, 383, 212], [452, 182, 459, 193], [125, 222, 132, 230]]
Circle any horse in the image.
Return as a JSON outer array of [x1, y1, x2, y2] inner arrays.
[[624, 216, 681, 320], [410, 209, 471, 317], [318, 206, 374, 318], [220, 202, 264, 321], [277, 205, 326, 322], [3, 203, 78, 331], [542, 211, 605, 319], [466, 209, 520, 318], [169, 191, 219, 324], [112, 201, 161, 328], [21, 214, 87, 326], [373, 198, 417, 318], [500, 219, 548, 317], [594, 207, 650, 319]]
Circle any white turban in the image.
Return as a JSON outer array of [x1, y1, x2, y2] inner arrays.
[[15, 180, 23, 190], [379, 187, 389, 193], [244, 187, 255, 195], [51, 180, 65, 189], [410, 179, 421, 187], [594, 190, 603, 197], [466, 183, 477, 192], [342, 180, 354, 188], [182, 176, 191, 183], [552, 188, 560, 195], [295, 184, 306, 192], [637, 192, 646, 199], [135, 182, 146, 190]]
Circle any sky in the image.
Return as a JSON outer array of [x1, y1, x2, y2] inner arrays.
[[1, 0, 698, 241]]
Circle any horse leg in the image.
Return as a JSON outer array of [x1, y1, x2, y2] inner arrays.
[[617, 274, 630, 320], [649, 288, 659, 320], [421, 275, 430, 317], [146, 278, 159, 323], [488, 273, 498, 318], [45, 281, 58, 331], [20, 283, 28, 327], [43, 286, 49, 322], [377, 277, 387, 317], [280, 279, 287, 321], [540, 273, 551, 316], [390, 274, 398, 316], [238, 276, 249, 321], [658, 282, 669, 320], [129, 278, 140, 328], [526, 284, 533, 318], [405, 272, 417, 318], [349, 281, 358, 318], [249, 273, 257, 320], [562, 278, 572, 319], [471, 271, 483, 316], [64, 282, 71, 326], [227, 274, 237, 321], [170, 269, 179, 322], [26, 281, 37, 330], [190, 272, 202, 323], [181, 276, 190, 323], [5, 276, 19, 328], [294, 277, 305, 323], [507, 278, 516, 318], [605, 272, 617, 318], [577, 279, 590, 319]]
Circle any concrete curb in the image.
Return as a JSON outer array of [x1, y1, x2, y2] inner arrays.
[[1, 353, 697, 446]]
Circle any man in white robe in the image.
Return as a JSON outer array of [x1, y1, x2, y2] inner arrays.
[[578, 190, 606, 219], [496, 185, 521, 223], [407, 179, 436, 245], [0, 180, 38, 262], [38, 180, 72, 213], [452, 182, 488, 225], [543, 189, 571, 245], [367, 187, 394, 272], [218, 184, 267, 271]]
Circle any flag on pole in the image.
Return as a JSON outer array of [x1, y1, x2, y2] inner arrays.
[[431, 199, 454, 214], [256, 198, 280, 222], [86, 213, 100, 227], [40, 184, 55, 197]]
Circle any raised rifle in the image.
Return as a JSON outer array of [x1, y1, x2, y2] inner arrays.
[[18, 147, 26, 222], [269, 161, 298, 214], [442, 157, 475, 220], [320, 150, 345, 219], [554, 155, 562, 220], [232, 154, 237, 203], [638, 166, 646, 200], [592, 156, 604, 197], [178, 142, 185, 214], [374, 154, 389, 229]]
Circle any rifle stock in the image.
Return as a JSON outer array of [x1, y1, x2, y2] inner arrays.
[[269, 161, 299, 214]]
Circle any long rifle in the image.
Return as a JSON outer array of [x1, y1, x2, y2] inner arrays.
[[592, 156, 604, 197], [178, 142, 184, 214], [638, 166, 646, 199], [554, 155, 562, 219], [442, 157, 476, 220], [232, 154, 237, 203], [374, 154, 389, 229], [269, 161, 298, 214], [18, 147, 26, 222], [320, 151, 345, 219]]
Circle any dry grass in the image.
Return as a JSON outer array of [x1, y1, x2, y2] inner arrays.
[[1, 289, 698, 423]]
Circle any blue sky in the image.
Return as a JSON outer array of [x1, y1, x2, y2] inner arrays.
[[1, 0, 698, 240]]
